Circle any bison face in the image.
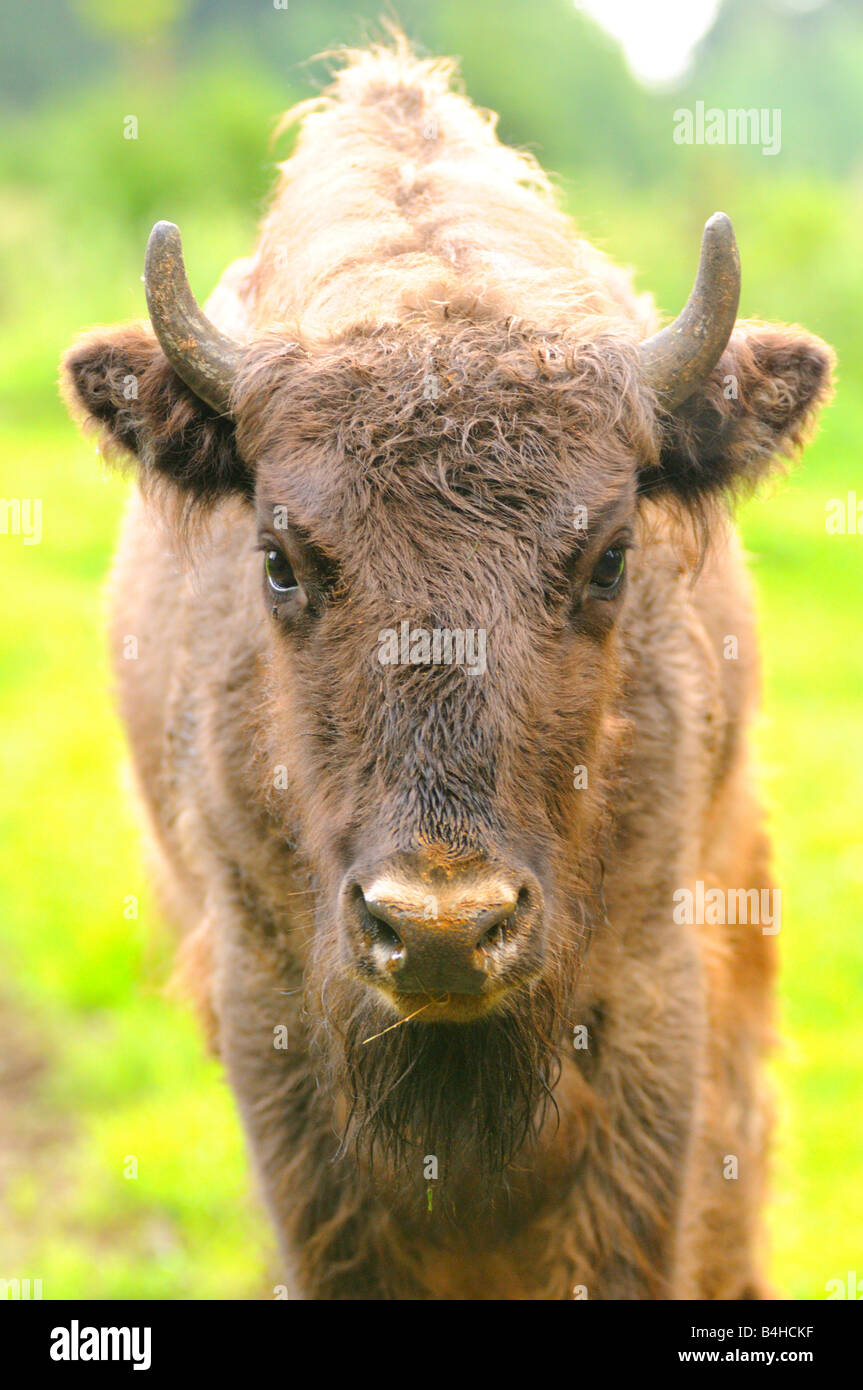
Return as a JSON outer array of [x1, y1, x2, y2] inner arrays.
[[238, 324, 643, 1026]]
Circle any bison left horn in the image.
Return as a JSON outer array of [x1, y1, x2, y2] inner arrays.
[[144, 221, 243, 415], [639, 212, 740, 409]]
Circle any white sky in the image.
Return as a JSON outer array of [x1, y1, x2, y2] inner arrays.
[[573, 0, 723, 85], [575, 0, 827, 85]]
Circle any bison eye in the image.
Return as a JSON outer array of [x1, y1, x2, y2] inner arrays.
[[265, 548, 298, 595], [589, 545, 626, 598]]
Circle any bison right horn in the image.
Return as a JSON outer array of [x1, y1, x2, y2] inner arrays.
[[639, 212, 741, 410], [144, 221, 243, 416]]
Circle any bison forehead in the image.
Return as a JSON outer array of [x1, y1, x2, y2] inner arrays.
[[238, 316, 654, 505], [251, 402, 639, 574]]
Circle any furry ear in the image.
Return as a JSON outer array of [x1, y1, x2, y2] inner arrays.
[[61, 323, 252, 504], [639, 321, 835, 505]]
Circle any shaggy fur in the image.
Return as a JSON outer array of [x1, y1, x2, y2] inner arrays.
[[62, 35, 834, 1299]]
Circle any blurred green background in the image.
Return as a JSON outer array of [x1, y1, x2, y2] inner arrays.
[[0, 0, 861, 1299]]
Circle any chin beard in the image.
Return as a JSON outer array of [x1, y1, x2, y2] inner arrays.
[[309, 969, 567, 1184]]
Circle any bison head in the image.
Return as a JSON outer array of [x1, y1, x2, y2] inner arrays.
[[63, 218, 832, 1175]]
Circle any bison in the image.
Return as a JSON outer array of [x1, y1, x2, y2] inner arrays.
[[62, 37, 833, 1299]]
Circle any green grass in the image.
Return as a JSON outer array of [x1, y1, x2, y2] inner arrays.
[[0, 425, 274, 1298], [0, 96, 861, 1297], [740, 443, 863, 1299]]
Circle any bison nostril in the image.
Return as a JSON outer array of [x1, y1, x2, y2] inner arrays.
[[478, 911, 511, 956], [478, 916, 508, 952], [359, 900, 405, 965], [477, 886, 532, 956], [366, 914, 402, 952]]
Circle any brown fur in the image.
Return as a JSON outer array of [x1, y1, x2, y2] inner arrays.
[[61, 36, 833, 1299]]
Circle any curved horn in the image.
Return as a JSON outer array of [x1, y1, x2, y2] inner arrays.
[[144, 221, 242, 415], [639, 212, 740, 410]]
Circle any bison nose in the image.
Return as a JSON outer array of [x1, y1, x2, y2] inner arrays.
[[348, 872, 540, 997]]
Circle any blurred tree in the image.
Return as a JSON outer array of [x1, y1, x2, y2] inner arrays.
[[1, 0, 862, 186], [681, 0, 863, 177], [74, 0, 190, 43]]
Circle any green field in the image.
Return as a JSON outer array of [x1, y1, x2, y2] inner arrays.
[[1, 9, 862, 1300]]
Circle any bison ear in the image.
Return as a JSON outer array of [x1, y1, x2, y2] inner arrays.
[[639, 322, 835, 505], [61, 324, 253, 503]]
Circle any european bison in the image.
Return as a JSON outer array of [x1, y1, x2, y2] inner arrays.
[[63, 37, 833, 1299]]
